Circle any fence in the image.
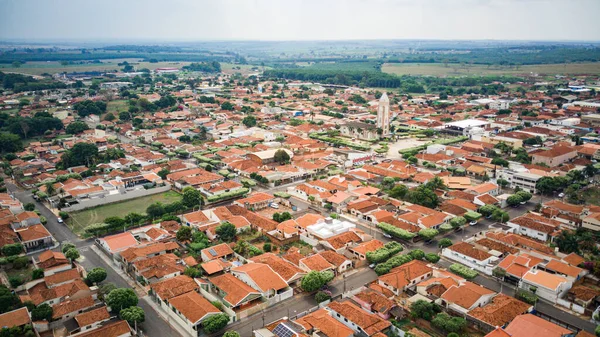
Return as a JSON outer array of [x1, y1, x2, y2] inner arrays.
[[63, 184, 172, 212]]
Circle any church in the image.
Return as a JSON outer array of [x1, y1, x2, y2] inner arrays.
[[339, 93, 390, 141]]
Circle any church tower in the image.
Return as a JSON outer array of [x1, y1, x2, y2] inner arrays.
[[377, 92, 390, 137]]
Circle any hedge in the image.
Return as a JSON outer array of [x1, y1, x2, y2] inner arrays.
[[206, 188, 250, 203], [516, 290, 538, 305], [366, 241, 404, 264], [449, 263, 478, 279], [377, 222, 417, 240], [375, 253, 414, 275], [273, 192, 291, 199]]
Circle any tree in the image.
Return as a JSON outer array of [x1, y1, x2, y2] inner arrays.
[[438, 238, 453, 248], [516, 190, 532, 202], [220, 102, 234, 111], [555, 231, 580, 254], [98, 283, 117, 301], [301, 271, 333, 292], [449, 216, 466, 228], [87, 267, 107, 284], [506, 194, 523, 207], [203, 313, 230, 334], [223, 332, 240, 337], [66, 121, 90, 134], [31, 304, 53, 321], [32, 268, 45, 280], [0, 285, 20, 314], [176, 226, 192, 242], [61, 142, 99, 168], [24, 203, 35, 211], [182, 187, 202, 208], [389, 184, 409, 199], [146, 202, 165, 219], [497, 178, 509, 189], [119, 306, 145, 326], [157, 168, 170, 180], [406, 185, 439, 209], [425, 253, 440, 263], [409, 249, 426, 260], [216, 222, 236, 242], [410, 300, 440, 321], [273, 149, 291, 165], [61, 243, 76, 254], [242, 115, 257, 127], [65, 248, 80, 261], [314, 291, 331, 303], [0, 133, 23, 153], [106, 288, 138, 312], [584, 164, 597, 178], [1, 243, 23, 256], [492, 209, 509, 223], [491, 158, 509, 167]]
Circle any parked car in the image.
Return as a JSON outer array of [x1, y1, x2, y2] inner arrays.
[[269, 203, 279, 209], [383, 233, 392, 239], [369, 263, 376, 269], [469, 220, 478, 226], [558, 193, 565, 198], [57, 217, 63, 223]]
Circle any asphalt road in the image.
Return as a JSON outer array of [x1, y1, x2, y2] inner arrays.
[[6, 182, 181, 337]]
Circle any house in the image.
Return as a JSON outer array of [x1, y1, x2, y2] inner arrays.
[[249, 253, 306, 286], [519, 269, 572, 303], [131, 253, 184, 284], [438, 281, 495, 313], [295, 308, 354, 337], [352, 288, 396, 319], [465, 183, 500, 197], [119, 241, 179, 266], [16, 224, 54, 252], [506, 214, 560, 242], [52, 295, 95, 321], [497, 314, 572, 337], [348, 239, 385, 260], [200, 243, 234, 262], [149, 275, 199, 311], [378, 260, 433, 296], [73, 320, 132, 337], [97, 232, 138, 255], [531, 146, 577, 167], [13, 211, 41, 229], [326, 300, 392, 336], [234, 192, 275, 211], [231, 263, 293, 302], [442, 242, 499, 276], [468, 294, 532, 329], [543, 259, 586, 281], [74, 306, 111, 332], [209, 273, 262, 311], [167, 291, 223, 337], [318, 251, 353, 274], [0, 307, 31, 332]]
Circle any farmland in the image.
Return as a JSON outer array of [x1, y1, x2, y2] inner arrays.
[[382, 62, 600, 77]]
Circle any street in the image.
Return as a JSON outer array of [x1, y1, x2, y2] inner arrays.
[[6, 182, 180, 337]]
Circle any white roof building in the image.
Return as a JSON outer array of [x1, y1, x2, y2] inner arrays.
[[307, 217, 355, 239]]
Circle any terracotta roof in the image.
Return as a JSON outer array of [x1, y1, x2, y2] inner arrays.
[[469, 294, 531, 327], [300, 254, 334, 272], [350, 239, 385, 256], [353, 288, 395, 314], [562, 253, 585, 267], [447, 242, 491, 261], [379, 260, 433, 290], [0, 307, 30, 328], [52, 296, 95, 319], [16, 224, 51, 242], [440, 282, 495, 310], [522, 270, 568, 290], [44, 268, 80, 287], [168, 291, 220, 323], [232, 263, 289, 292], [250, 253, 305, 282], [568, 285, 600, 302], [545, 259, 583, 278], [209, 273, 260, 306], [201, 243, 234, 260], [120, 241, 178, 262], [327, 301, 391, 336], [200, 259, 230, 275], [150, 275, 199, 300], [325, 231, 362, 249], [295, 308, 354, 337], [319, 251, 349, 267], [100, 232, 138, 252], [75, 306, 110, 327], [505, 314, 571, 337], [75, 320, 131, 337]]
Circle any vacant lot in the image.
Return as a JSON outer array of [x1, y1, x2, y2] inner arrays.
[[69, 190, 181, 234], [579, 187, 600, 206], [382, 62, 600, 76], [106, 100, 129, 115]]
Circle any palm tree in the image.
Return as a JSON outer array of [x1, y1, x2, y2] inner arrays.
[[45, 182, 56, 196]]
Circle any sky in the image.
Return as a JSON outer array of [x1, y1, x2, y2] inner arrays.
[[1, 0, 599, 42]]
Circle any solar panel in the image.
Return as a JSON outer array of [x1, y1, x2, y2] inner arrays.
[[272, 323, 296, 337], [209, 248, 217, 256]]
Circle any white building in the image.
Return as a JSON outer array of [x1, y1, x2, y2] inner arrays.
[[306, 217, 355, 240]]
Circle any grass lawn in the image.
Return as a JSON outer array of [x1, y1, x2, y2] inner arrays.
[[106, 100, 129, 115], [6, 265, 35, 284], [382, 62, 600, 76], [69, 190, 181, 235], [0, 59, 191, 76]]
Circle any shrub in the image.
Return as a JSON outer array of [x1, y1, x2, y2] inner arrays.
[[425, 253, 440, 263], [9, 275, 23, 288], [516, 289, 538, 305], [409, 249, 425, 260], [203, 313, 229, 334], [375, 254, 414, 275], [1, 243, 23, 256], [366, 241, 403, 263], [418, 229, 439, 240], [206, 188, 250, 203], [314, 291, 331, 303], [377, 222, 416, 240], [432, 313, 467, 333], [449, 264, 478, 279], [438, 238, 453, 248], [12, 256, 30, 269]]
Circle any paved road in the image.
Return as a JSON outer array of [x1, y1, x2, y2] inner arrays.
[[6, 182, 181, 337]]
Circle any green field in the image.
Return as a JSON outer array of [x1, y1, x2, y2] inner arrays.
[[0, 59, 191, 76], [68, 190, 181, 234], [382, 62, 600, 76], [106, 100, 129, 115]]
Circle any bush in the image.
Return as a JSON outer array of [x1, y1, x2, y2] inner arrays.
[[432, 313, 467, 333], [449, 264, 478, 279], [418, 229, 439, 240], [375, 253, 414, 275], [12, 256, 30, 269], [206, 188, 249, 203], [438, 238, 453, 248], [203, 313, 229, 334], [314, 291, 331, 303], [410, 300, 440, 321], [516, 289, 538, 305], [31, 304, 53, 321], [8, 275, 23, 288], [1, 243, 23, 256], [377, 222, 416, 240], [366, 241, 403, 263], [425, 253, 440, 263], [409, 249, 425, 260], [32, 268, 45, 280]]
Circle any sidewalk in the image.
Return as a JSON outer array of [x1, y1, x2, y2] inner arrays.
[[89, 245, 146, 297]]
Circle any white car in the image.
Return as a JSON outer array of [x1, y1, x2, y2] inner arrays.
[[269, 203, 279, 209], [57, 217, 63, 223], [558, 193, 565, 198], [469, 220, 477, 226], [383, 233, 392, 239]]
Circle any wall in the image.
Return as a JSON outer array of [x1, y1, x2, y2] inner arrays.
[[441, 248, 496, 275], [63, 184, 172, 212]]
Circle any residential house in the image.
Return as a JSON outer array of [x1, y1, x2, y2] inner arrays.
[[378, 260, 433, 296], [441, 242, 499, 276], [326, 301, 392, 336], [167, 291, 223, 337], [438, 281, 496, 314], [518, 269, 572, 303]]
